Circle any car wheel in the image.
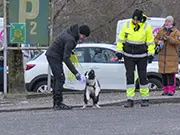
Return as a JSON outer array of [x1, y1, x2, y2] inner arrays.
[[33, 81, 53, 93], [148, 78, 163, 91]]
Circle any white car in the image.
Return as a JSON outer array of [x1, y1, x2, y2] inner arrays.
[[25, 43, 172, 93]]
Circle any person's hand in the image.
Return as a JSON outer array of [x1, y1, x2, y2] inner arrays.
[[75, 73, 81, 80], [75, 73, 86, 83], [155, 45, 161, 55], [158, 40, 163, 44], [147, 55, 154, 63], [116, 52, 123, 60]]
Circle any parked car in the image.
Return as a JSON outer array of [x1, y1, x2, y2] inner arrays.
[[24, 43, 170, 93]]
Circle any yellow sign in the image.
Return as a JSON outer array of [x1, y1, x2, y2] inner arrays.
[[10, 23, 26, 43]]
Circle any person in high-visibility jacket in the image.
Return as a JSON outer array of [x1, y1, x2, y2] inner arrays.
[[116, 9, 155, 107]]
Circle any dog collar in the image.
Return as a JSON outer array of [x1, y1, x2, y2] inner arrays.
[[86, 83, 96, 90]]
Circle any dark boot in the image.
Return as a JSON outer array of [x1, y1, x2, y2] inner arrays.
[[141, 100, 149, 107], [53, 102, 73, 110], [162, 92, 168, 96], [168, 92, 175, 96], [53, 90, 72, 110], [124, 99, 134, 108]]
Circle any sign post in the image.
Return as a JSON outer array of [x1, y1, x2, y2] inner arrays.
[[3, 0, 8, 94], [3, 0, 52, 94]]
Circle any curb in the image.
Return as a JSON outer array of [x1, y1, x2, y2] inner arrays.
[[1, 96, 180, 113], [1, 89, 174, 99], [2, 91, 125, 99], [99, 96, 180, 107]]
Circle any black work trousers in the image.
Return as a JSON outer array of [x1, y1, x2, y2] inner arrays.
[[124, 56, 148, 87], [162, 73, 175, 86], [46, 56, 65, 103]]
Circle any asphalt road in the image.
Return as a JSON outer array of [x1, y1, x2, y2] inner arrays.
[[1, 103, 180, 135]]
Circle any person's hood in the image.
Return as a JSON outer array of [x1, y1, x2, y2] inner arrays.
[[67, 24, 79, 41]]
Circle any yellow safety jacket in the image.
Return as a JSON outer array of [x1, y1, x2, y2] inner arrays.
[[116, 20, 155, 58]]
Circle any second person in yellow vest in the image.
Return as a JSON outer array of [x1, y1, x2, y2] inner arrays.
[[116, 9, 155, 108]]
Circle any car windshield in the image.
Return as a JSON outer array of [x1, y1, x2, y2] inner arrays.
[[146, 19, 164, 30], [31, 51, 44, 61]]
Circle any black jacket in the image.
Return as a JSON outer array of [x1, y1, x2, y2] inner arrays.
[[45, 24, 80, 75]]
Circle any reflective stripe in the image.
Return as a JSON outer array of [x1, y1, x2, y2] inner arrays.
[[127, 21, 130, 28], [126, 40, 146, 45], [146, 41, 155, 45], [127, 96, 134, 100], [123, 52, 147, 58], [126, 87, 135, 97], [116, 50, 124, 54], [140, 87, 149, 97], [140, 84, 148, 88], [144, 23, 148, 30], [142, 97, 149, 100], [118, 38, 125, 43], [148, 53, 154, 56], [127, 84, 135, 88]]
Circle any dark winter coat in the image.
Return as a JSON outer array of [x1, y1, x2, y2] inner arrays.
[[45, 24, 80, 75]]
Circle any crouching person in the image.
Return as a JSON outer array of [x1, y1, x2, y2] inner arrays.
[[46, 24, 90, 110]]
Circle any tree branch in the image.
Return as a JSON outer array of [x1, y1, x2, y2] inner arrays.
[[53, 0, 70, 20], [91, 0, 136, 33]]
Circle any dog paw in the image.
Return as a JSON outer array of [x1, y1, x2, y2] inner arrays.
[[93, 104, 101, 108], [82, 105, 87, 109]]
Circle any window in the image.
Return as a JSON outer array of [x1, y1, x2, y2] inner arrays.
[[89, 47, 118, 63], [74, 48, 85, 62]]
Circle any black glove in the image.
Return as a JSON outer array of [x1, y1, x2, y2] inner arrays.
[[147, 55, 154, 63], [155, 43, 164, 55], [116, 52, 123, 60], [75, 73, 81, 81], [155, 45, 161, 55]]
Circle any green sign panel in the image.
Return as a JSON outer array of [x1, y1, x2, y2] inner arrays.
[[10, 23, 26, 43], [8, 0, 49, 45]]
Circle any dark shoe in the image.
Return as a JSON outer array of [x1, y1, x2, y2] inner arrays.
[[124, 99, 134, 108], [162, 92, 168, 96], [53, 103, 73, 110], [141, 100, 149, 107], [168, 92, 175, 96]]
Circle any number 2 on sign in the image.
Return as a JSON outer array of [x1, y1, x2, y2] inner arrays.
[[30, 21, 37, 35]]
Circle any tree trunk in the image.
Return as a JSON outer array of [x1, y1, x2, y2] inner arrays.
[[7, 44, 26, 94]]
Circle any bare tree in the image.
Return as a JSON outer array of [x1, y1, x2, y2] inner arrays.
[[8, 45, 25, 94], [0, 0, 179, 94]]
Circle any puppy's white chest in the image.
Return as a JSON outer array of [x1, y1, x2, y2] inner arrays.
[[87, 87, 95, 94]]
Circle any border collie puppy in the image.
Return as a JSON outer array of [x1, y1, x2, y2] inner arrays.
[[82, 69, 101, 109]]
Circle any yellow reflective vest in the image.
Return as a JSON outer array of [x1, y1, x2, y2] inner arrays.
[[116, 20, 155, 58]]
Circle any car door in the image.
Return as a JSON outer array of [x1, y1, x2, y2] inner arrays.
[[83, 47, 126, 90]]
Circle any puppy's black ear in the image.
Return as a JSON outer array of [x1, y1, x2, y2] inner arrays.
[[84, 71, 88, 76], [91, 69, 95, 73]]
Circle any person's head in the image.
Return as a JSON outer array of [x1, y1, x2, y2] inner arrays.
[[79, 25, 90, 40], [164, 16, 174, 28], [132, 9, 143, 25]]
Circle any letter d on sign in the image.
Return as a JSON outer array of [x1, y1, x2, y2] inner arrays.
[[19, 0, 40, 23]]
